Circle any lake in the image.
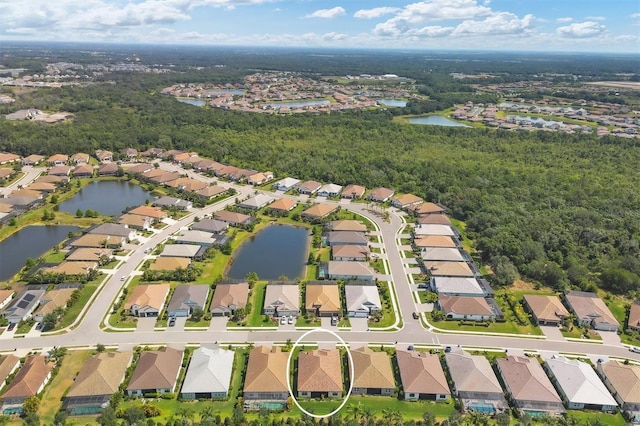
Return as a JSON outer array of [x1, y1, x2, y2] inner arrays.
[[59, 180, 150, 216], [0, 225, 78, 281], [227, 225, 309, 280], [177, 98, 206, 106], [408, 115, 471, 127], [378, 99, 407, 107], [266, 100, 330, 109]]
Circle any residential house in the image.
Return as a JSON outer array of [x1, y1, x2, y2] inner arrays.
[[70, 234, 124, 249], [1, 356, 54, 415], [124, 284, 170, 318], [98, 163, 119, 176], [36, 175, 69, 184], [0, 169, 13, 181], [396, 349, 450, 401], [263, 284, 300, 317], [430, 277, 485, 297], [391, 194, 424, 210], [326, 231, 368, 246], [95, 150, 113, 162], [195, 185, 228, 200], [47, 154, 68, 165], [48, 165, 72, 176], [21, 154, 44, 166], [496, 356, 565, 417], [175, 230, 221, 247], [191, 218, 228, 234], [10, 189, 43, 199], [161, 149, 184, 161], [424, 261, 474, 277], [298, 349, 343, 398], [326, 261, 375, 281], [332, 244, 370, 261], [437, 295, 497, 321], [118, 213, 152, 231], [33, 288, 76, 322], [126, 347, 183, 397], [301, 203, 339, 221], [181, 346, 235, 400], [66, 247, 113, 263], [214, 210, 253, 228], [0, 153, 20, 165], [350, 347, 395, 395], [522, 295, 569, 327], [368, 187, 395, 203], [239, 194, 273, 210], [545, 356, 617, 412], [413, 235, 457, 249], [128, 205, 168, 221], [596, 360, 640, 422], [0, 356, 20, 390], [165, 178, 206, 194], [144, 170, 180, 185], [317, 183, 343, 197], [272, 177, 300, 192], [72, 164, 94, 178], [410, 202, 446, 216], [247, 172, 273, 186], [45, 261, 97, 276], [345, 283, 381, 318], [421, 247, 465, 262], [140, 148, 164, 159], [89, 223, 137, 241], [266, 198, 297, 214], [0, 290, 15, 311], [328, 220, 367, 233], [418, 214, 452, 226], [210, 283, 249, 317], [26, 181, 57, 193], [2, 289, 46, 324], [413, 224, 456, 237], [0, 196, 41, 211], [629, 301, 640, 332], [564, 291, 619, 331], [70, 153, 90, 164], [444, 349, 509, 414], [341, 184, 365, 199], [149, 257, 191, 271], [305, 283, 341, 317], [63, 351, 133, 415], [160, 244, 202, 259], [153, 196, 193, 210], [243, 346, 289, 405], [125, 163, 154, 174], [297, 180, 322, 195], [166, 285, 209, 317], [121, 148, 138, 160]]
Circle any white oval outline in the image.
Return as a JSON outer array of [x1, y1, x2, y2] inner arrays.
[[286, 328, 354, 419]]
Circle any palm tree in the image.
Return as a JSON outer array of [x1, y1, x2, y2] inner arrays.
[[346, 402, 362, 422]]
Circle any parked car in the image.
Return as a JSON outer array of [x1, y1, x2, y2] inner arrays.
[[331, 316, 338, 326], [288, 315, 294, 324], [407, 345, 414, 351], [35, 323, 43, 331], [168, 317, 176, 327], [280, 316, 287, 325], [7, 323, 15, 331]]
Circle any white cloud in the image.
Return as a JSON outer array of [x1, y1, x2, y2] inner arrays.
[[354, 7, 399, 19], [452, 12, 534, 35], [394, 0, 493, 23], [411, 25, 453, 37], [557, 21, 606, 38], [556, 17, 573, 23], [305, 6, 346, 19], [585, 16, 605, 21], [630, 12, 640, 19]]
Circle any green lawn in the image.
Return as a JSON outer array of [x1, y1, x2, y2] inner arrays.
[[429, 313, 543, 335], [369, 282, 399, 329], [230, 281, 277, 327], [56, 277, 103, 330], [42, 251, 66, 264], [566, 409, 627, 426]]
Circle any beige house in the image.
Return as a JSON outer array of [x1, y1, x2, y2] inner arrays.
[[124, 284, 170, 317], [523, 295, 569, 326], [1, 356, 54, 415], [597, 360, 640, 423], [564, 291, 619, 331], [628, 301, 640, 332], [210, 283, 249, 316], [126, 347, 183, 397], [305, 283, 341, 317], [33, 288, 76, 322], [149, 257, 191, 271], [243, 346, 289, 406], [298, 349, 343, 398], [350, 347, 395, 395], [396, 349, 450, 401], [341, 184, 365, 199], [301, 203, 339, 221]]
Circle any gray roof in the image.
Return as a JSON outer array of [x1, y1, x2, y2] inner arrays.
[[191, 218, 228, 233], [0, 196, 39, 207], [239, 194, 273, 209], [545, 356, 617, 407], [167, 285, 209, 313], [326, 231, 368, 245], [181, 346, 234, 395], [414, 224, 456, 236], [327, 261, 375, 279], [161, 244, 201, 258], [432, 277, 484, 296], [153, 196, 191, 209], [2, 289, 46, 323], [421, 247, 465, 262], [175, 230, 218, 245], [345, 285, 381, 313], [273, 177, 300, 190], [89, 223, 133, 238]]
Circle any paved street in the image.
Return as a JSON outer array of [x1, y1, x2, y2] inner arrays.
[[1, 161, 639, 366]]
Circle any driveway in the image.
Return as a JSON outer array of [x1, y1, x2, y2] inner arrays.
[[597, 330, 622, 346], [350, 318, 368, 332], [539, 325, 565, 341], [136, 317, 156, 331], [209, 316, 229, 331]]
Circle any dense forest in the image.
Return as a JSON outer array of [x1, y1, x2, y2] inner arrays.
[[1, 75, 639, 297]]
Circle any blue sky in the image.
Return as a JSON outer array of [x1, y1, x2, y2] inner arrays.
[[1, 0, 639, 52]]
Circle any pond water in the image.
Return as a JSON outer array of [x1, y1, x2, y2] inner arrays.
[[408, 115, 471, 127], [59, 180, 150, 216], [227, 225, 309, 280], [378, 99, 407, 107], [0, 225, 78, 281], [177, 98, 206, 106], [266, 100, 330, 109]]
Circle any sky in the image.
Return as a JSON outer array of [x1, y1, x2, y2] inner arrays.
[[1, 0, 639, 53]]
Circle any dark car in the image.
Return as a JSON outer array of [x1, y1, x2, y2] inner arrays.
[[168, 317, 176, 327], [412, 312, 419, 319], [444, 346, 452, 353], [7, 323, 15, 331]]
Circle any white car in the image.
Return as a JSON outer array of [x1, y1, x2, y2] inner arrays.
[[280, 316, 287, 325], [288, 315, 294, 324], [630, 346, 640, 354]]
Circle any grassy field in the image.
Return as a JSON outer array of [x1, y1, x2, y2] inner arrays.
[[429, 313, 542, 335], [566, 409, 627, 426], [39, 350, 93, 425]]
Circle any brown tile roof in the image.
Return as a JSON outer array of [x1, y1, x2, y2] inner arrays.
[[497, 356, 562, 404], [244, 346, 289, 394], [423, 261, 474, 277], [22, 154, 44, 164], [329, 220, 367, 232], [47, 154, 68, 164], [118, 213, 150, 228], [34, 288, 76, 317], [396, 350, 449, 396], [414, 235, 457, 248], [70, 234, 123, 248], [73, 164, 94, 176], [350, 347, 395, 390], [214, 210, 252, 224], [149, 257, 191, 271], [298, 349, 342, 393], [70, 153, 90, 163], [195, 185, 228, 198], [298, 180, 322, 193], [392, 194, 424, 207], [417, 214, 452, 226], [0, 355, 20, 386], [438, 295, 493, 317], [98, 163, 119, 175], [48, 165, 72, 176], [45, 261, 96, 276], [628, 302, 640, 330], [128, 205, 167, 219], [598, 360, 640, 405], [267, 198, 297, 212], [411, 202, 446, 215], [126, 347, 183, 392], [302, 203, 339, 219], [66, 352, 132, 397], [36, 175, 68, 184], [306, 284, 341, 314], [211, 283, 249, 311], [523, 295, 569, 324], [10, 189, 42, 199], [0, 153, 20, 163], [0, 290, 14, 304], [342, 184, 365, 198], [332, 244, 370, 259], [165, 177, 207, 192], [124, 284, 171, 312], [565, 291, 618, 328], [125, 163, 154, 174], [26, 182, 56, 192], [2, 356, 53, 399], [0, 169, 12, 179]]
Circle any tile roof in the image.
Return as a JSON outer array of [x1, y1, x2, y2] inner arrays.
[[497, 356, 562, 404], [424, 261, 474, 277], [523, 295, 569, 323], [305, 284, 341, 313], [298, 349, 343, 393], [302, 203, 339, 219], [350, 347, 395, 390], [2, 356, 53, 399], [413, 235, 457, 248], [66, 352, 132, 397], [127, 347, 183, 392], [267, 198, 297, 211], [328, 220, 367, 232], [545, 356, 617, 407], [263, 284, 300, 312], [149, 257, 191, 271], [438, 295, 493, 317], [244, 346, 289, 393], [564, 291, 618, 328], [445, 350, 502, 394], [181, 346, 234, 395], [598, 360, 640, 405], [342, 184, 366, 198], [124, 284, 170, 312], [211, 283, 249, 312], [396, 350, 449, 396]]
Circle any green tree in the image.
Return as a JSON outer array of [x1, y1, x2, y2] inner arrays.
[[23, 412, 40, 426], [53, 410, 68, 426], [97, 406, 118, 426], [190, 307, 204, 322], [246, 272, 259, 287], [22, 396, 40, 414], [76, 208, 83, 217], [42, 312, 58, 331], [96, 343, 106, 352]]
